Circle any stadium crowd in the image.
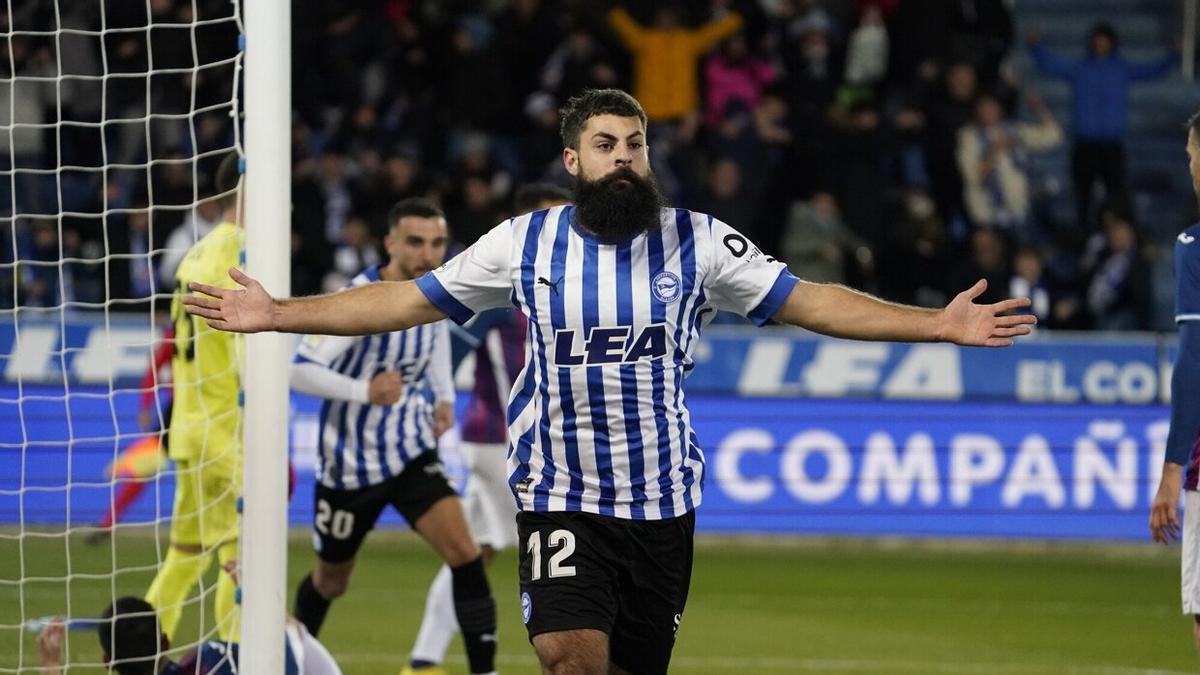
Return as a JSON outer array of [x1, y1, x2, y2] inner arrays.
[[0, 0, 1185, 331]]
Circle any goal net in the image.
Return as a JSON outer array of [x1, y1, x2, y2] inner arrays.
[[0, 1, 248, 670]]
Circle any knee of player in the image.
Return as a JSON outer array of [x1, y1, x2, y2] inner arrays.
[[534, 641, 603, 675], [312, 565, 352, 599], [443, 538, 482, 567], [480, 545, 497, 566]]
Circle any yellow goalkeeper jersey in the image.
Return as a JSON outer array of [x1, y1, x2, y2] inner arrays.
[[168, 220, 244, 464]]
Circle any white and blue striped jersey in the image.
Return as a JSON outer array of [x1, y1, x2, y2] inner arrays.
[[416, 206, 798, 520], [295, 265, 452, 490]]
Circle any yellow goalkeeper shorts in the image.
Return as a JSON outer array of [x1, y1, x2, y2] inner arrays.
[[168, 451, 241, 549]]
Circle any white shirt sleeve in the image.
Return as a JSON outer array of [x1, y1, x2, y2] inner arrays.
[[288, 620, 344, 675], [704, 217, 799, 325], [426, 322, 455, 404], [415, 221, 514, 324], [290, 333, 370, 403]]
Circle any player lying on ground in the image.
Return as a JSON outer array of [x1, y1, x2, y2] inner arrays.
[[35, 596, 341, 675], [183, 89, 1035, 675]]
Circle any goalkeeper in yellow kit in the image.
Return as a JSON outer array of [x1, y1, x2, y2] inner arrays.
[[145, 153, 244, 642]]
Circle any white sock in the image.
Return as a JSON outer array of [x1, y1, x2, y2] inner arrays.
[[410, 564, 458, 665]]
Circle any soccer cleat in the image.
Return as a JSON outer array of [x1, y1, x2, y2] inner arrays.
[[399, 665, 448, 675]]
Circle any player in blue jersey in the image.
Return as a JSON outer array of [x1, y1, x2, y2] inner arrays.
[[35, 596, 340, 675], [1149, 110, 1200, 650], [288, 198, 498, 675], [405, 184, 572, 675], [184, 89, 1036, 675]]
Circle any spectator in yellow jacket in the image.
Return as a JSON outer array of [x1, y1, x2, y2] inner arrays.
[[608, 2, 742, 123]]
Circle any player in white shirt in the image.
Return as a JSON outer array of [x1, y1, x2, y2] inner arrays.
[[288, 199, 498, 675], [184, 89, 1036, 675]]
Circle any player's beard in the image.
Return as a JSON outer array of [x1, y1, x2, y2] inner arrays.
[[573, 166, 665, 244]]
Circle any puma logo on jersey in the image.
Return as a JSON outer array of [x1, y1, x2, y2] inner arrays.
[[553, 324, 668, 366], [1181, 232, 1196, 245], [537, 276, 562, 295], [515, 477, 534, 494]]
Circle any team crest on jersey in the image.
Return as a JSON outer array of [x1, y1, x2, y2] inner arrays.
[[652, 271, 681, 303]]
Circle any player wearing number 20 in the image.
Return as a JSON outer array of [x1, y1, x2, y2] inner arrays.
[[289, 199, 499, 675], [183, 89, 1037, 675]]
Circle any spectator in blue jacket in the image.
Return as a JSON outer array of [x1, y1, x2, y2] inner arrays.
[[1027, 22, 1177, 229]]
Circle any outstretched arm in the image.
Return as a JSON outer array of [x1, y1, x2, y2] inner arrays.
[[690, 11, 743, 53], [1128, 51, 1177, 81], [1027, 33, 1075, 80], [608, 7, 646, 51], [183, 267, 447, 335], [772, 279, 1034, 346]]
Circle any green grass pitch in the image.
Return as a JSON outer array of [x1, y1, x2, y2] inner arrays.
[[1, 529, 1197, 674]]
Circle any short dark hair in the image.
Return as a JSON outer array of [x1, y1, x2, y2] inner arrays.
[[387, 197, 445, 230], [558, 89, 647, 150], [514, 183, 572, 213], [214, 152, 240, 210], [98, 597, 161, 675], [1088, 21, 1118, 52]]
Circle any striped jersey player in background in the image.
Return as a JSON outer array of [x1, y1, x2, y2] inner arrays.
[[183, 89, 1037, 675], [288, 198, 499, 675], [1149, 109, 1200, 651], [405, 184, 572, 675]]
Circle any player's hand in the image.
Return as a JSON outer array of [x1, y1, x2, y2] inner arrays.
[[182, 267, 276, 333], [221, 559, 241, 586], [368, 371, 404, 406], [937, 279, 1035, 347], [1150, 463, 1184, 544], [433, 402, 455, 437], [37, 617, 65, 668]]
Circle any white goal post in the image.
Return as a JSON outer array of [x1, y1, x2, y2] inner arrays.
[[240, 0, 291, 672]]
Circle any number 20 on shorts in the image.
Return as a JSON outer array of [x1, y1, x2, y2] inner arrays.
[[315, 499, 354, 540]]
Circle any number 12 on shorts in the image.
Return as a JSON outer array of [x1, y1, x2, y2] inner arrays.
[[527, 529, 576, 581]]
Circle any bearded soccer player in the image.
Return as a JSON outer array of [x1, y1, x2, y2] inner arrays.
[[183, 89, 1036, 675], [1149, 110, 1200, 651], [145, 152, 243, 642]]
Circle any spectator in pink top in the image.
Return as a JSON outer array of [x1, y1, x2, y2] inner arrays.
[[704, 33, 776, 128]]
